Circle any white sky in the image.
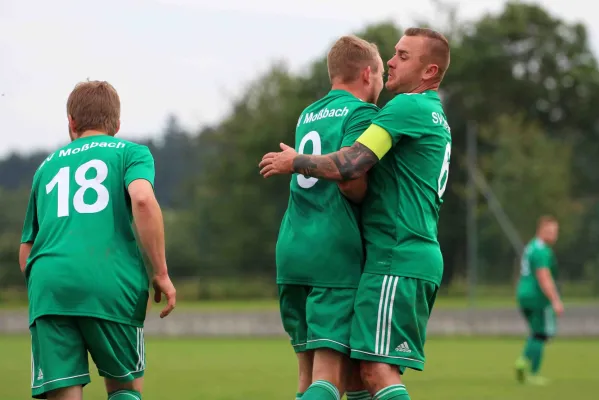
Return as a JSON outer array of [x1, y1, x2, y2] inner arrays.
[[0, 0, 597, 156]]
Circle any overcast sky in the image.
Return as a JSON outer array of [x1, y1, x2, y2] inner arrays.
[[1, 0, 597, 156]]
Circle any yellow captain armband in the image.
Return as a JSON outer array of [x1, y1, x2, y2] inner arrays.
[[356, 124, 392, 159]]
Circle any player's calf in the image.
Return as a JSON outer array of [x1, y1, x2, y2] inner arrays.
[[346, 360, 371, 400], [297, 350, 315, 397], [360, 361, 410, 400], [301, 348, 348, 400]]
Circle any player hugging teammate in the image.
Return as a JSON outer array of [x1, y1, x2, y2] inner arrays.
[[20, 81, 176, 400], [261, 28, 452, 400]]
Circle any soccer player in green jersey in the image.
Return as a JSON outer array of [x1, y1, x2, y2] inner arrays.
[[260, 28, 451, 400], [515, 215, 562, 386], [276, 35, 384, 400], [19, 81, 177, 400]]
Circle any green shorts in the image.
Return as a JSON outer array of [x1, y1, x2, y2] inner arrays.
[[350, 273, 438, 372], [519, 306, 557, 338], [30, 316, 145, 399], [278, 284, 356, 355]]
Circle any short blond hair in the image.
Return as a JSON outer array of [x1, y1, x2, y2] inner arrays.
[[404, 27, 451, 81], [327, 35, 381, 84], [67, 80, 120, 136]]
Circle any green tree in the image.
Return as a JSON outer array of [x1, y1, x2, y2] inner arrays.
[[476, 115, 579, 281]]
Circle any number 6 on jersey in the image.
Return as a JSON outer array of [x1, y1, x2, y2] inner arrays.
[[437, 143, 451, 198], [46, 159, 110, 217]]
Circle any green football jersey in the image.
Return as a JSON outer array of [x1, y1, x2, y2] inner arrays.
[[517, 238, 558, 308], [361, 91, 451, 285], [276, 90, 379, 288], [21, 135, 155, 327]]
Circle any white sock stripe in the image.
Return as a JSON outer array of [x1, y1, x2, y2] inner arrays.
[[109, 391, 141, 400], [373, 385, 406, 400], [385, 276, 399, 355], [347, 393, 371, 400], [375, 275, 389, 354], [347, 390, 370, 396], [314, 380, 337, 392], [312, 380, 340, 400]]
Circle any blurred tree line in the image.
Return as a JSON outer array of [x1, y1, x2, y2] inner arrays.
[[1, 2, 599, 299]]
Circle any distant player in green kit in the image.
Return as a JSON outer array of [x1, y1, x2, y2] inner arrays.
[[515, 216, 562, 385], [275, 35, 384, 400], [20, 81, 177, 400], [260, 28, 452, 400]]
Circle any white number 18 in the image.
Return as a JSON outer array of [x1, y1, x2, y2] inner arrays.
[[45, 159, 110, 217]]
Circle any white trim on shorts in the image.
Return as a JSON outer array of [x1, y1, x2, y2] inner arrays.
[[375, 275, 399, 356], [98, 327, 145, 379]]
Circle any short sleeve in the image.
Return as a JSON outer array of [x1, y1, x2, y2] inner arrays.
[[124, 145, 155, 189], [530, 248, 551, 271], [341, 105, 379, 148], [371, 95, 424, 145], [21, 185, 39, 244]]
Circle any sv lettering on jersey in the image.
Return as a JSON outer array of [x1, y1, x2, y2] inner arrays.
[[431, 112, 451, 133], [301, 107, 349, 125], [59, 141, 126, 158]]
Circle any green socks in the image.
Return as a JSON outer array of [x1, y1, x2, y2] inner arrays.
[[347, 390, 372, 400], [301, 380, 340, 400], [373, 385, 410, 400], [524, 337, 545, 374], [296, 392, 304, 400], [108, 390, 142, 400]]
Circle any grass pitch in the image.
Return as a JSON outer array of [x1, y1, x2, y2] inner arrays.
[[1, 335, 597, 399]]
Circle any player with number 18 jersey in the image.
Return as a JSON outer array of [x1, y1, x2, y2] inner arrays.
[[22, 135, 154, 398], [276, 89, 379, 354]]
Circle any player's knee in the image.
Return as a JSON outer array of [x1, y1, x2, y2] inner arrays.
[[47, 385, 83, 400], [360, 361, 397, 390], [312, 348, 347, 389]]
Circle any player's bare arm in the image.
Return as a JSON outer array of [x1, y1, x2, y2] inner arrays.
[[337, 175, 368, 204], [536, 268, 564, 315], [128, 179, 177, 318], [260, 142, 378, 182], [19, 243, 32, 273]]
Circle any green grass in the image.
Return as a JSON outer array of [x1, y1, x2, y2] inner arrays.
[[2, 335, 597, 399]]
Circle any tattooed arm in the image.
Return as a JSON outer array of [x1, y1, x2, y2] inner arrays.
[[259, 124, 392, 181], [293, 142, 379, 182]]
